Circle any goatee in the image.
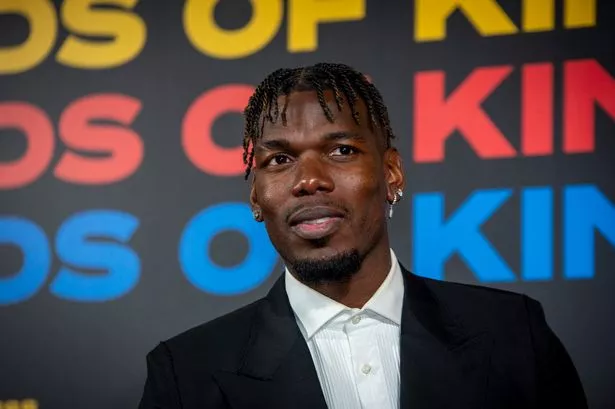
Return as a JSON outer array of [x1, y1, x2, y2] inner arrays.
[[288, 250, 363, 284]]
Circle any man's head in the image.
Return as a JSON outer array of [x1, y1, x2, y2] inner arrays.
[[243, 63, 404, 284]]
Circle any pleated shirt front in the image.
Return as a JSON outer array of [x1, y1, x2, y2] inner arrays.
[[285, 249, 404, 409]]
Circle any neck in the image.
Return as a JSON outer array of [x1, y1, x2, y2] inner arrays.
[[297, 240, 392, 309]]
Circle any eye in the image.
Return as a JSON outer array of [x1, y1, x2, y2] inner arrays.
[[330, 145, 357, 156], [267, 153, 291, 167]]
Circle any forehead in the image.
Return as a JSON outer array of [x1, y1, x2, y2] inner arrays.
[[260, 90, 372, 140]]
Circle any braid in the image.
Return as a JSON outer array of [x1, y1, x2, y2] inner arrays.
[[320, 67, 345, 112], [312, 80, 334, 122], [353, 78, 379, 132], [242, 63, 395, 179], [335, 71, 360, 124]]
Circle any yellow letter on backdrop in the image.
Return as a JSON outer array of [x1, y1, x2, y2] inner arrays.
[[523, 0, 597, 32], [564, 0, 596, 29], [0, 0, 56, 74], [415, 0, 517, 42], [523, 0, 555, 32], [288, 0, 365, 52], [57, 0, 146, 69], [184, 0, 283, 59]]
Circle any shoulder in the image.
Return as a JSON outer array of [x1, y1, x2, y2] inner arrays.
[[148, 297, 267, 373], [169, 297, 264, 347], [421, 274, 533, 306], [139, 299, 269, 407], [414, 273, 543, 332]]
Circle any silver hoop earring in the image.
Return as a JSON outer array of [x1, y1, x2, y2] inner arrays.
[[388, 188, 403, 219], [252, 209, 261, 221]]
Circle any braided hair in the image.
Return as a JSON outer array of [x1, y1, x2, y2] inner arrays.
[[242, 62, 395, 179]]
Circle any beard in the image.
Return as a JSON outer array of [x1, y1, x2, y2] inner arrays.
[[287, 249, 363, 285]]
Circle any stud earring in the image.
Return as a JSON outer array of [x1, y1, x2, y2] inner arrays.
[[388, 188, 403, 219], [252, 209, 262, 222]]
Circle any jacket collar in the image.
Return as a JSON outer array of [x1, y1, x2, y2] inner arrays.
[[213, 273, 328, 409], [284, 248, 405, 340], [214, 265, 493, 409], [398, 268, 493, 408]]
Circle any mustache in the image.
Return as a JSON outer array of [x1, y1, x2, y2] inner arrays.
[[284, 200, 349, 224]]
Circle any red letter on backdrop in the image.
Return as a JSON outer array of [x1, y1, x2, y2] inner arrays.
[[54, 94, 143, 184], [522, 62, 554, 156], [0, 102, 54, 189], [414, 66, 516, 163], [183, 84, 254, 176], [564, 59, 615, 153]]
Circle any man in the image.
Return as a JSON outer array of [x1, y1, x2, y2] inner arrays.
[[138, 63, 587, 408]]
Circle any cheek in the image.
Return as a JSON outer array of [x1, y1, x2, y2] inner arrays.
[[256, 181, 287, 217], [342, 170, 385, 206], [334, 177, 386, 237]]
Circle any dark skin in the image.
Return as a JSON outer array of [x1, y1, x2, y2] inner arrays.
[[250, 90, 405, 308]]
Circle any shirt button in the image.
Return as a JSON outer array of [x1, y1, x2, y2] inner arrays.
[[361, 364, 372, 375], [351, 315, 362, 325]]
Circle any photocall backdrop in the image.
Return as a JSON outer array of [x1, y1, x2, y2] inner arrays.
[[1, 1, 614, 408]]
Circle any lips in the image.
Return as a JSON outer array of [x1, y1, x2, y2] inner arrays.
[[288, 206, 345, 225], [288, 206, 345, 240]]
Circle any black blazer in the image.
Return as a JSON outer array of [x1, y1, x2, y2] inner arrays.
[[138, 267, 587, 409]]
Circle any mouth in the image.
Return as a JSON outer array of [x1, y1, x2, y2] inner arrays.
[[288, 206, 345, 240]]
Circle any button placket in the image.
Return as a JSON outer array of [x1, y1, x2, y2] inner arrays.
[[351, 318, 390, 408], [348, 316, 378, 383]]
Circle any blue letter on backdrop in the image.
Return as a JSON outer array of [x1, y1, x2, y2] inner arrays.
[[179, 203, 278, 295], [50, 210, 141, 302], [564, 185, 615, 279], [413, 189, 516, 282], [0, 217, 51, 305], [521, 187, 553, 281]]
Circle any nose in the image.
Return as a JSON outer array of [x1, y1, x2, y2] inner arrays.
[[291, 155, 334, 197]]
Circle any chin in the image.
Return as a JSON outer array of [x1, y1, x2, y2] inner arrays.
[[285, 245, 363, 284]]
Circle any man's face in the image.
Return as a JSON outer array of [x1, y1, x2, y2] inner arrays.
[[250, 90, 403, 282]]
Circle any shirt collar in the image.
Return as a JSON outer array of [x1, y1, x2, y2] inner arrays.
[[285, 248, 405, 339]]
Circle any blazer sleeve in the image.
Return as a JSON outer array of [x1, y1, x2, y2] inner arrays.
[[524, 296, 588, 408], [138, 342, 182, 409]]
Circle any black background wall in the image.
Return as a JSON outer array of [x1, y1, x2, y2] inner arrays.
[[1, 1, 614, 408]]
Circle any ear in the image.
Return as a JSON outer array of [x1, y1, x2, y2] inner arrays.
[[249, 174, 259, 211], [383, 148, 405, 203]]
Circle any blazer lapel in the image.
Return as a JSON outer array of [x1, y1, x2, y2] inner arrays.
[[399, 268, 493, 409], [213, 274, 327, 409], [214, 265, 493, 409]]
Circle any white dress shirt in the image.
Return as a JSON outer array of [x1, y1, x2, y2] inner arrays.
[[285, 249, 404, 409]]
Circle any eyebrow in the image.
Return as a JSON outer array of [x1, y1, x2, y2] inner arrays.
[[323, 131, 364, 143], [255, 131, 365, 153], [255, 139, 291, 153]]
